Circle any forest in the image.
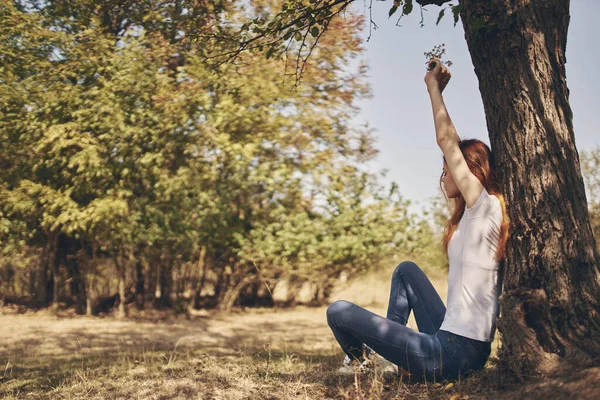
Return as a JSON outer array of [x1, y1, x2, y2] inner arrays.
[[0, 0, 450, 318]]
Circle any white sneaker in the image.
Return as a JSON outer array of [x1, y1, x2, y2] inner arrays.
[[359, 345, 398, 375], [336, 345, 398, 375], [337, 355, 371, 375], [367, 354, 399, 375]]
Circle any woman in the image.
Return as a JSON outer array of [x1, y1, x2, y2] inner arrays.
[[326, 59, 510, 381]]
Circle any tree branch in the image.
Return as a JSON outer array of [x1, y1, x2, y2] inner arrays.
[[240, 0, 352, 50], [416, 0, 451, 6]]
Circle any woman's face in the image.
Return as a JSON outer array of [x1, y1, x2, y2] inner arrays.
[[442, 162, 460, 198]]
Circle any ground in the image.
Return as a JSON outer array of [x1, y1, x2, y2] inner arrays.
[[1, 267, 599, 399]]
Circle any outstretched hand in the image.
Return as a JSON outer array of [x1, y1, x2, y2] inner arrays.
[[424, 58, 451, 94]]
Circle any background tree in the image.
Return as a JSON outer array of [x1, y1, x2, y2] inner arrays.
[[0, 1, 434, 315], [582, 146, 600, 246]]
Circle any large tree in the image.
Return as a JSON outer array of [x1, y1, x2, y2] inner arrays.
[[458, 0, 600, 377], [231, 0, 600, 377]]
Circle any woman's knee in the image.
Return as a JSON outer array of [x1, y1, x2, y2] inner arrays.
[[392, 260, 422, 280], [326, 300, 354, 324]]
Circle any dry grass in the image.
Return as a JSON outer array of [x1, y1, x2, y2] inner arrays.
[[1, 266, 598, 399]]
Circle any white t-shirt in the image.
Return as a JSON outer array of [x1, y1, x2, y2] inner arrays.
[[439, 187, 503, 342]]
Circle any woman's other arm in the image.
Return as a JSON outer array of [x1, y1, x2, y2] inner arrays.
[[425, 59, 483, 208]]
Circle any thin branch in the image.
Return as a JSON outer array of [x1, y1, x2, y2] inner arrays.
[[395, 11, 405, 26], [238, 0, 351, 52], [367, 0, 378, 42], [295, 24, 328, 89], [282, 38, 296, 86], [415, 0, 451, 5], [294, 24, 312, 84], [205, 1, 351, 69], [205, 0, 450, 83]]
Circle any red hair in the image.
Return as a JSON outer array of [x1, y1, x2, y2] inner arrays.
[[440, 139, 510, 261]]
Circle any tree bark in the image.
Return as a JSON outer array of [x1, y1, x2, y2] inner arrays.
[[36, 231, 58, 306], [220, 274, 256, 313], [48, 232, 60, 312], [36, 249, 49, 307], [188, 246, 207, 312], [157, 252, 174, 307], [135, 258, 145, 310], [460, 0, 600, 375], [58, 234, 87, 314], [114, 252, 127, 319], [154, 262, 161, 301]]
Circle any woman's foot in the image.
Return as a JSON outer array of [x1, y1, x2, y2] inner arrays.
[[337, 347, 398, 375], [337, 355, 371, 375], [337, 344, 374, 374], [366, 353, 399, 375]]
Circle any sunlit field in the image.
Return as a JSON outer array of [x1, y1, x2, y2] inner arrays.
[[2, 265, 598, 400]]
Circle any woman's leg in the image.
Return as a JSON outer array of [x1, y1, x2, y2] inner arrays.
[[327, 300, 493, 380], [327, 300, 446, 378], [386, 261, 446, 334], [327, 300, 455, 377]]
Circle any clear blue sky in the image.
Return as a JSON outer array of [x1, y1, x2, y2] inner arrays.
[[351, 0, 600, 215]]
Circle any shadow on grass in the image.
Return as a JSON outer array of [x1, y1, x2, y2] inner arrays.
[[1, 312, 339, 360], [3, 311, 598, 399], [1, 338, 342, 398], [0, 312, 340, 397]]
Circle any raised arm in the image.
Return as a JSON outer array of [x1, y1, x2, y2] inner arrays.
[[425, 59, 483, 209]]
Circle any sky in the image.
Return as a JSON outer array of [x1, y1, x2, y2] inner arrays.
[[350, 0, 600, 215]]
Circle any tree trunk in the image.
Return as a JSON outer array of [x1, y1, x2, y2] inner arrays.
[[154, 263, 161, 301], [36, 253, 48, 307], [135, 258, 145, 310], [36, 232, 58, 306], [460, 0, 600, 375], [58, 234, 87, 315], [220, 274, 256, 313], [51, 265, 59, 312], [48, 232, 60, 312], [87, 242, 97, 316], [188, 246, 207, 312], [114, 253, 127, 319], [159, 261, 173, 307], [118, 272, 126, 318]]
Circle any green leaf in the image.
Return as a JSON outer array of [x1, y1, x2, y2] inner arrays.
[[266, 47, 275, 59], [451, 4, 464, 26], [436, 9, 445, 26], [389, 5, 398, 18], [310, 26, 319, 38], [403, 0, 413, 15]]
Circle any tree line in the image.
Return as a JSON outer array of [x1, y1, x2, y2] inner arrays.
[[0, 0, 446, 316]]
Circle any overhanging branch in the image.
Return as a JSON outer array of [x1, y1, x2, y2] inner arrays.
[[416, 0, 452, 6]]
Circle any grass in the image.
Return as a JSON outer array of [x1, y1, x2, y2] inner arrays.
[[0, 329, 496, 399], [1, 266, 599, 399]]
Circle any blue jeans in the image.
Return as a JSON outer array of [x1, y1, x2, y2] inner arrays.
[[326, 261, 491, 380]]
